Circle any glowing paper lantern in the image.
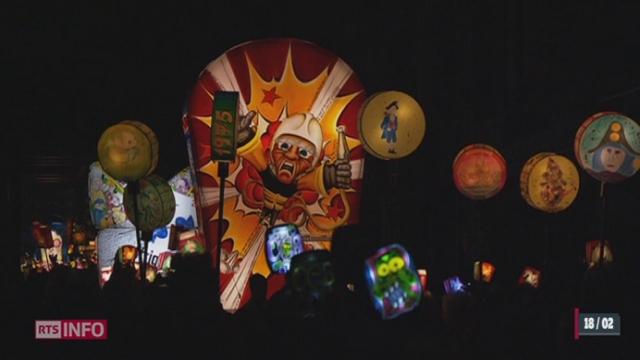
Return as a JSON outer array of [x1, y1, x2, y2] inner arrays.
[[98, 120, 159, 182], [574, 112, 640, 183], [443, 276, 467, 294], [418, 268, 428, 290], [453, 144, 507, 200], [289, 250, 335, 302], [265, 224, 304, 274], [184, 38, 367, 312], [117, 245, 138, 266], [88, 162, 133, 229], [518, 266, 541, 288], [123, 175, 176, 233], [32, 222, 53, 248], [473, 261, 496, 283], [364, 244, 422, 319], [585, 240, 613, 267], [520, 153, 580, 213], [358, 91, 426, 160]]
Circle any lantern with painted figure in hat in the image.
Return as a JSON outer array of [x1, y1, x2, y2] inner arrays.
[[453, 144, 507, 200], [574, 112, 640, 183], [358, 91, 426, 160], [520, 153, 580, 213]]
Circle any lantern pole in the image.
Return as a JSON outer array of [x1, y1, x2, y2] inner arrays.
[[215, 162, 228, 300], [128, 181, 145, 281], [598, 181, 607, 267]]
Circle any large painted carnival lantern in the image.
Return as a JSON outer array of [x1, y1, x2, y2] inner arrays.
[[183, 38, 366, 312], [575, 112, 640, 183]]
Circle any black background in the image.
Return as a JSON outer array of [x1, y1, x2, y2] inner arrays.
[[3, 0, 639, 350]]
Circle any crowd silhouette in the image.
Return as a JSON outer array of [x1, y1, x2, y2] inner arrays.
[[16, 224, 629, 359]]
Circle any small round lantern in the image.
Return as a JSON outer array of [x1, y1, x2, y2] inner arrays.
[[520, 153, 580, 213], [358, 91, 426, 160], [123, 175, 176, 233], [98, 120, 159, 182], [453, 144, 507, 200], [574, 112, 640, 183]]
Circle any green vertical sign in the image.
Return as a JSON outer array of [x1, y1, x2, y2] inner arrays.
[[211, 91, 239, 161]]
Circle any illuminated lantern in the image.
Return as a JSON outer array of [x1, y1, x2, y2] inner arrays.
[[358, 91, 426, 160], [97, 120, 159, 182], [585, 240, 613, 267], [88, 162, 132, 229], [123, 175, 176, 233], [289, 250, 335, 298], [265, 224, 304, 274], [117, 245, 138, 266], [443, 276, 467, 294], [418, 268, 428, 291], [184, 38, 367, 312], [32, 222, 53, 248], [145, 265, 157, 283], [364, 244, 422, 319], [518, 266, 541, 288], [574, 112, 640, 183], [520, 153, 580, 213], [473, 261, 496, 283], [453, 144, 507, 200]]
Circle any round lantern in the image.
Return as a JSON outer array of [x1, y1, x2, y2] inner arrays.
[[98, 120, 159, 182], [358, 91, 426, 160], [574, 112, 640, 183], [520, 153, 580, 213], [123, 175, 176, 233], [453, 144, 507, 200]]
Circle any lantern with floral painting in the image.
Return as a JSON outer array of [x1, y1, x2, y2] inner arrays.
[[520, 153, 580, 213]]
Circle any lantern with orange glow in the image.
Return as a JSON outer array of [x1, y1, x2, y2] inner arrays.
[[574, 112, 640, 183], [117, 245, 137, 266], [473, 261, 496, 283], [453, 144, 507, 200], [520, 153, 580, 213], [518, 266, 541, 288]]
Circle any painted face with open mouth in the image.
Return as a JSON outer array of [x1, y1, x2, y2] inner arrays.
[[271, 134, 316, 184]]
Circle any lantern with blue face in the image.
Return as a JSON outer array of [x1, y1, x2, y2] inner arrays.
[[266, 224, 304, 274], [364, 244, 422, 319]]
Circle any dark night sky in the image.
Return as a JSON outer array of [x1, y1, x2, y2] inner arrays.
[[5, 1, 640, 298]]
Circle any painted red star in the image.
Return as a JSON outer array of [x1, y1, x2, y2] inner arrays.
[[261, 87, 281, 105], [326, 202, 344, 219]]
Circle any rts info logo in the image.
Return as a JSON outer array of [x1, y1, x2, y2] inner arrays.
[[35, 320, 107, 340]]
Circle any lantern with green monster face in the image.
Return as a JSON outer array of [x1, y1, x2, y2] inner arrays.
[[365, 244, 422, 319]]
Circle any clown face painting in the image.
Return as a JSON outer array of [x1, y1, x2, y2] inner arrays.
[[364, 244, 422, 319], [575, 112, 640, 183], [184, 38, 367, 312], [265, 224, 304, 274]]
